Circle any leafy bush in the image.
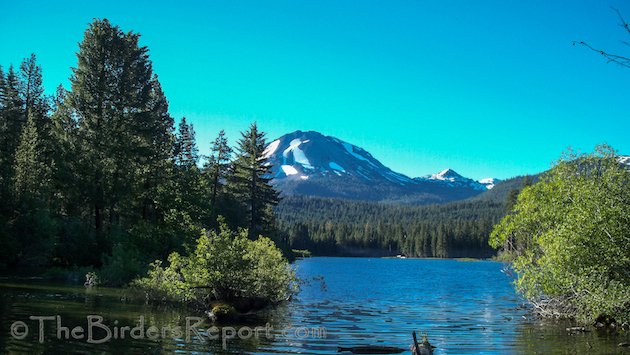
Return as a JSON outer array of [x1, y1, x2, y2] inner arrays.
[[132, 218, 296, 311], [490, 145, 630, 324]]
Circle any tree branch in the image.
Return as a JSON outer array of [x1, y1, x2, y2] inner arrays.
[[613, 7, 630, 36], [572, 41, 630, 68], [573, 8, 630, 68]]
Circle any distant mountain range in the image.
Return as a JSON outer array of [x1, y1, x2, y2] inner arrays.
[[264, 130, 500, 204]]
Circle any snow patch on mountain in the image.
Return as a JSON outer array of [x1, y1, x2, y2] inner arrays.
[[342, 142, 376, 167], [479, 177, 499, 189], [281, 165, 298, 176], [283, 138, 313, 169], [329, 162, 345, 172], [263, 139, 280, 159]]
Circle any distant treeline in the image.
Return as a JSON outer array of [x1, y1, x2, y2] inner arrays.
[[276, 175, 534, 258]]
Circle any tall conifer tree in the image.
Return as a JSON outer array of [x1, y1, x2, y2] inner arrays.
[[204, 130, 232, 210], [13, 111, 49, 201], [231, 123, 279, 238], [68, 19, 153, 233]]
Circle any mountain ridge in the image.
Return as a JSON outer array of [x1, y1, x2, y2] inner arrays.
[[265, 130, 498, 204]]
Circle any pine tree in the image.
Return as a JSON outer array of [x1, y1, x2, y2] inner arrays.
[[173, 117, 205, 225], [204, 130, 232, 210], [0, 65, 5, 111], [13, 112, 47, 200], [0, 66, 24, 173], [231, 123, 279, 238], [175, 117, 198, 167], [11, 111, 56, 268], [19, 54, 47, 124], [0, 66, 25, 212], [435, 224, 448, 258], [0, 65, 7, 204], [68, 18, 153, 233], [136, 76, 175, 222], [49, 85, 79, 215]]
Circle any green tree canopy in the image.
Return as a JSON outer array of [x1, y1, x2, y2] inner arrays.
[[490, 145, 630, 324]]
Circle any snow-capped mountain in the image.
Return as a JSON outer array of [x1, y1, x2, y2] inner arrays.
[[416, 168, 499, 191], [265, 130, 414, 185], [265, 130, 497, 204], [478, 177, 500, 190]]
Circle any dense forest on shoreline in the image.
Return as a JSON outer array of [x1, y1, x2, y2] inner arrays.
[[276, 175, 535, 258], [0, 19, 283, 285], [277, 196, 498, 258]]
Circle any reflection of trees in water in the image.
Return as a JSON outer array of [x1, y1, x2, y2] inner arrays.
[[514, 318, 629, 355], [0, 283, 293, 354]]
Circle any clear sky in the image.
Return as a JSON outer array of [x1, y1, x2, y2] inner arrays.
[[2, 0, 630, 180]]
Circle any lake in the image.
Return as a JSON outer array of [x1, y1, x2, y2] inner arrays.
[[0, 257, 627, 354]]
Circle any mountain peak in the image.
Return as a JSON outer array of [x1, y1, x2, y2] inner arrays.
[[419, 168, 493, 191], [265, 130, 497, 203], [265, 131, 404, 182], [434, 168, 462, 180], [479, 177, 499, 189]]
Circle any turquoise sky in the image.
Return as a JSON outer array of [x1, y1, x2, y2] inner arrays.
[[2, 0, 630, 180]]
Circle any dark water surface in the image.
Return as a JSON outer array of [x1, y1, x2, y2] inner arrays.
[[0, 257, 628, 354]]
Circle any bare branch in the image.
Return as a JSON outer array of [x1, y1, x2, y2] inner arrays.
[[573, 8, 630, 68], [572, 41, 630, 68], [612, 7, 630, 36]]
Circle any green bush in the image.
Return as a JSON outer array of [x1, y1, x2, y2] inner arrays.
[[490, 145, 630, 324], [132, 218, 297, 311]]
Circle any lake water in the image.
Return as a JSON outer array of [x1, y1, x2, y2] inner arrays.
[[0, 257, 628, 354]]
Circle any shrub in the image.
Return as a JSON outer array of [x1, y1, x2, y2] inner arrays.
[[490, 145, 630, 324], [132, 218, 297, 311]]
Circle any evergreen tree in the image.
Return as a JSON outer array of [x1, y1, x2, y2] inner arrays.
[[0, 58, 52, 270], [11, 111, 56, 267], [49, 85, 81, 215], [19, 54, 47, 124], [68, 18, 153, 234], [172, 117, 205, 227], [136, 76, 175, 222], [231, 123, 279, 238], [204, 129, 232, 211], [0, 66, 24, 190], [13, 112, 47, 199], [0, 65, 8, 207], [174, 117, 198, 167]]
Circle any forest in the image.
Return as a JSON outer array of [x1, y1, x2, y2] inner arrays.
[[278, 196, 499, 258], [0, 19, 282, 286], [275, 174, 535, 258]]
